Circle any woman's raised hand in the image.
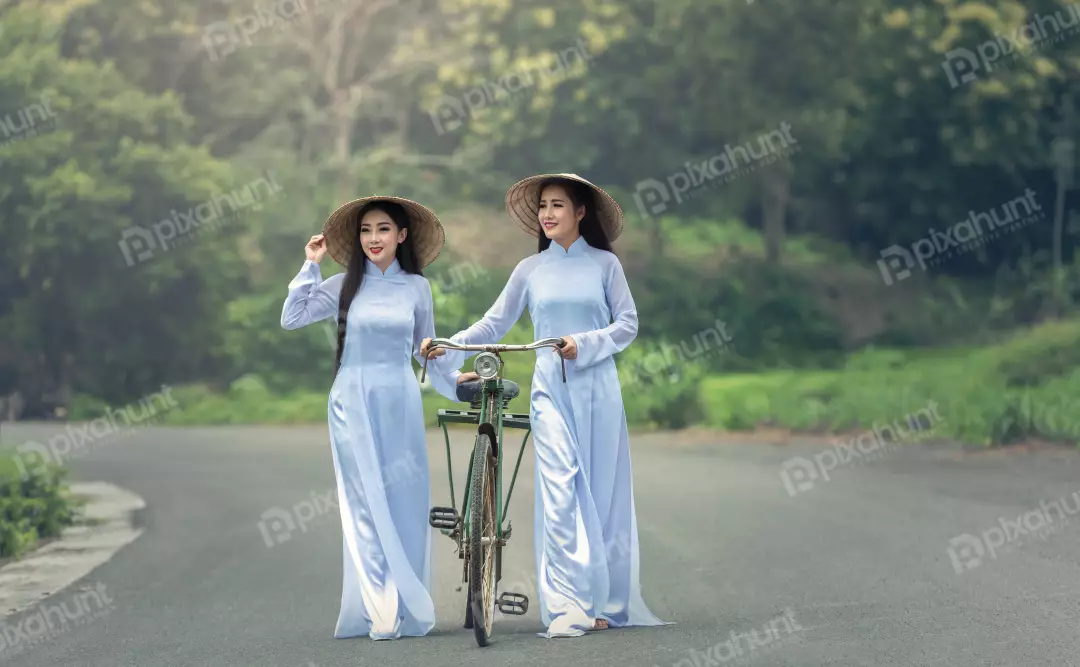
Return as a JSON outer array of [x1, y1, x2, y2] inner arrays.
[[306, 234, 328, 263]]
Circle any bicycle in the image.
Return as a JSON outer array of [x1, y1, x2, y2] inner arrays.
[[420, 336, 567, 647]]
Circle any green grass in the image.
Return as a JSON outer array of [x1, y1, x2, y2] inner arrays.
[[158, 378, 329, 425], [77, 317, 1080, 449], [149, 350, 688, 431], [0, 451, 81, 560], [155, 361, 538, 429], [699, 318, 1080, 448]]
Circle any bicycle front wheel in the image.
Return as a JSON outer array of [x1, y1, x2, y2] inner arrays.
[[468, 431, 497, 646]]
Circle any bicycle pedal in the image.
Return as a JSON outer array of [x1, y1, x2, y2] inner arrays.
[[496, 592, 528, 615], [429, 506, 458, 530]]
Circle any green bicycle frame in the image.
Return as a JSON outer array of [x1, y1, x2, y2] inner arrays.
[[436, 378, 533, 557], [424, 335, 564, 592]]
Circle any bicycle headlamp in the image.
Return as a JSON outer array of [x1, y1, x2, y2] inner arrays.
[[474, 352, 500, 380]]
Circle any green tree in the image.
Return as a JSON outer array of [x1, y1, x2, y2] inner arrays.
[[0, 2, 244, 408]]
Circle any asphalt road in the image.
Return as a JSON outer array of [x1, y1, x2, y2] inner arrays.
[[3, 421, 1080, 667]]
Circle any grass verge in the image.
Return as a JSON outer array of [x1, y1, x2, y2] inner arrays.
[[699, 318, 1080, 448], [154, 364, 536, 429]]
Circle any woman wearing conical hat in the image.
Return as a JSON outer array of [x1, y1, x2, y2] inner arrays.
[[424, 174, 671, 638], [281, 196, 461, 640]]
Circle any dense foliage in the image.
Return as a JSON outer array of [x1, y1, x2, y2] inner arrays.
[[3, 0, 1080, 444]]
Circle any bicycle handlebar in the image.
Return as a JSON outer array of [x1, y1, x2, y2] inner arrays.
[[426, 337, 566, 353], [420, 337, 568, 384]]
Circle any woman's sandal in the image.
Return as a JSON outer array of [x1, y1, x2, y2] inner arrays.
[[592, 619, 609, 630]]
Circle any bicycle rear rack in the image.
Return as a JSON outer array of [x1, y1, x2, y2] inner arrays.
[[437, 409, 531, 429]]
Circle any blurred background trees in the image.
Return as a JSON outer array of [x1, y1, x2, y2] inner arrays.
[[3, 0, 1080, 441]]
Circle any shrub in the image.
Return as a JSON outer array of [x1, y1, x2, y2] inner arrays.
[[636, 258, 848, 373], [0, 452, 80, 560], [617, 342, 708, 429], [993, 318, 1080, 387]]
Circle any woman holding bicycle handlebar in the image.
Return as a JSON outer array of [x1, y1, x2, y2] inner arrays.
[[281, 196, 460, 641], [422, 174, 670, 639]]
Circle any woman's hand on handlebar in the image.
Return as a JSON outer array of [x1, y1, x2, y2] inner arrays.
[[553, 336, 577, 360], [420, 337, 446, 359]]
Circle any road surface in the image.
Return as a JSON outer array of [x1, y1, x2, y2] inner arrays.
[[2, 422, 1080, 667]]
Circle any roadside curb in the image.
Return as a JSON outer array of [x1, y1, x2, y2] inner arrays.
[[0, 481, 146, 618]]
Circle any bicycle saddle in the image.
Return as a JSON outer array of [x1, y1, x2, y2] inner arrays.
[[456, 378, 520, 404]]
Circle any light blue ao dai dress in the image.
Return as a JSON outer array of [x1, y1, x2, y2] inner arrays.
[[281, 257, 459, 640], [440, 235, 671, 638]]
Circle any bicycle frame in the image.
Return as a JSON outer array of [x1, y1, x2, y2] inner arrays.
[[422, 338, 566, 572]]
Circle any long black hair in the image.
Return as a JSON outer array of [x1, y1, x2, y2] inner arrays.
[[534, 177, 613, 254], [335, 201, 424, 374]]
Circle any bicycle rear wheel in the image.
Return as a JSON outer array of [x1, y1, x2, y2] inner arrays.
[[468, 431, 497, 646]]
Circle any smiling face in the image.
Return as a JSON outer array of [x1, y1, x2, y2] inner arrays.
[[537, 183, 584, 247], [359, 208, 407, 268]]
